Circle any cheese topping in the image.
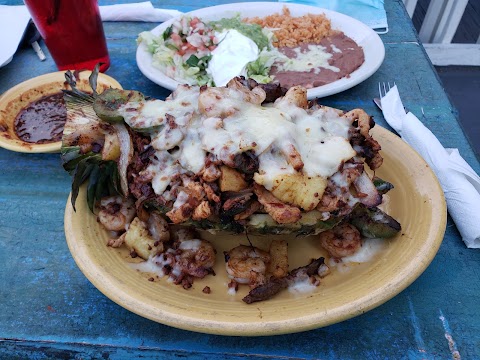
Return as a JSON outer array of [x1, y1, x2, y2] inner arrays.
[[288, 276, 318, 294], [275, 44, 341, 73], [137, 82, 356, 209], [118, 85, 199, 129], [179, 239, 202, 251], [201, 102, 295, 159], [146, 151, 184, 194]]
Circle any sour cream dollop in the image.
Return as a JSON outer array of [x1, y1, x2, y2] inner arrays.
[[207, 29, 259, 86]]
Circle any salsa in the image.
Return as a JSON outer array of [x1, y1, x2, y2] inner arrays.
[[14, 93, 66, 144]]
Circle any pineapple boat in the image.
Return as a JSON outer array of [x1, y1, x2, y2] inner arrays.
[[61, 69, 400, 242]]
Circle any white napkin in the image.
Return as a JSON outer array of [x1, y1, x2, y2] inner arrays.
[[0, 5, 31, 67], [100, 1, 182, 22], [381, 85, 480, 248]]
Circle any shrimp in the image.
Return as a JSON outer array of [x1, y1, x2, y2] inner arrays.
[[97, 196, 136, 232], [225, 245, 271, 287], [344, 109, 383, 170], [173, 238, 216, 279], [344, 109, 373, 139], [319, 223, 362, 258]]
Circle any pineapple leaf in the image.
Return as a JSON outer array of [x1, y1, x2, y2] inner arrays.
[[105, 162, 119, 195], [95, 169, 110, 204], [87, 166, 101, 212], [66, 153, 121, 212], [88, 64, 100, 96], [71, 159, 95, 211], [61, 146, 82, 172], [63, 70, 95, 103], [111, 164, 121, 194], [61, 66, 131, 213], [62, 146, 101, 174]]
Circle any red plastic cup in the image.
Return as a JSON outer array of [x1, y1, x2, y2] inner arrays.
[[24, 0, 110, 72]]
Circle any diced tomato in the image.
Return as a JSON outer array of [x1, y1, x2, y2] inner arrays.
[[184, 49, 196, 58], [190, 17, 200, 27], [170, 33, 182, 41], [195, 22, 206, 32], [186, 43, 197, 51], [170, 33, 183, 47]]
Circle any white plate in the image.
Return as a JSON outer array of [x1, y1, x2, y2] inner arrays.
[[136, 2, 385, 99]]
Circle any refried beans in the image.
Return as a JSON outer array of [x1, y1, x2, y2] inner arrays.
[[270, 32, 365, 89]]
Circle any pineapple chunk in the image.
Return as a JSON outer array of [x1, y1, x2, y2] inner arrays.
[[254, 173, 327, 211], [102, 132, 120, 161], [268, 240, 288, 279], [218, 166, 248, 192], [124, 217, 163, 259]]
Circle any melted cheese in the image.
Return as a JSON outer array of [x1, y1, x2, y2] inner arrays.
[[172, 190, 189, 209], [130, 254, 172, 277], [119, 85, 199, 129], [201, 103, 295, 161], [179, 239, 202, 251], [330, 44, 342, 53], [288, 277, 318, 294], [302, 137, 356, 177], [178, 128, 205, 174], [342, 238, 386, 263], [136, 84, 356, 208], [144, 151, 184, 194], [327, 239, 386, 274], [256, 148, 295, 189], [276, 45, 340, 73]]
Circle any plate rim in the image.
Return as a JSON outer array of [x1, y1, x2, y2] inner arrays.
[[135, 1, 385, 99], [0, 71, 122, 154], [63, 125, 447, 336]]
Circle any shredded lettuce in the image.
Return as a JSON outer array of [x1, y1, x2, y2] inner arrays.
[[138, 15, 280, 86], [246, 48, 280, 83], [138, 31, 163, 54], [209, 15, 271, 50]]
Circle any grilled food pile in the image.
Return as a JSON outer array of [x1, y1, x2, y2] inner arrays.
[[61, 69, 400, 302]]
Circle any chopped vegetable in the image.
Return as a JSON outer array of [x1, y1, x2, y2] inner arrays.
[[209, 15, 271, 50], [137, 14, 278, 86]]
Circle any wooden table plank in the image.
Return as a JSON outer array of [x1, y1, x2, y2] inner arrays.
[[1, 0, 479, 359]]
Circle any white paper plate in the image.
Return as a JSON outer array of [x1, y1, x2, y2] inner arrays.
[[136, 2, 385, 99]]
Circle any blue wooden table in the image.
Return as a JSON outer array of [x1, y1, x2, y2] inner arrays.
[[1, 0, 479, 358]]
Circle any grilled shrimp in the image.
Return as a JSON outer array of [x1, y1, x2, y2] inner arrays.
[[225, 245, 271, 287], [319, 223, 362, 258], [97, 196, 136, 232], [174, 238, 216, 279]]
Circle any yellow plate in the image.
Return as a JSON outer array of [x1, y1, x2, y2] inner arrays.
[[64, 126, 446, 336], [0, 71, 122, 153]]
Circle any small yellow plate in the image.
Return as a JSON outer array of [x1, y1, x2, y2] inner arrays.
[[0, 71, 122, 153], [64, 126, 446, 336]]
